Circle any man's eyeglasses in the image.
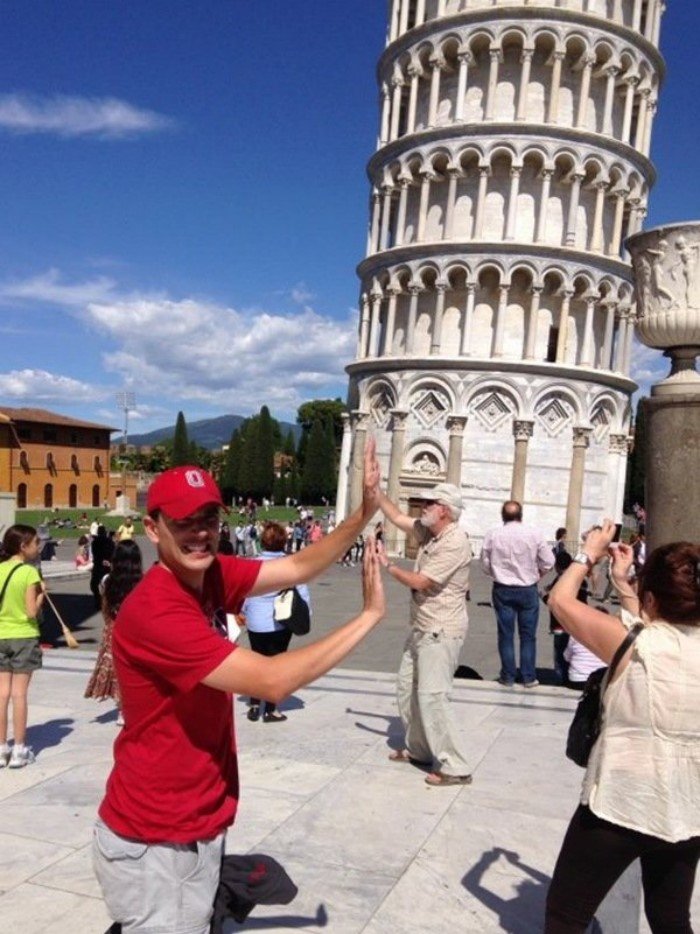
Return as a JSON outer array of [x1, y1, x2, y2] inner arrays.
[[163, 511, 221, 534]]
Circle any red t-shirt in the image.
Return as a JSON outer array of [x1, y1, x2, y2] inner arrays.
[[99, 556, 261, 843]]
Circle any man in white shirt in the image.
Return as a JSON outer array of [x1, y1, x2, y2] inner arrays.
[[481, 500, 553, 687]]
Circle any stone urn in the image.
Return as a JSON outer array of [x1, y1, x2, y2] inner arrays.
[[626, 221, 700, 396]]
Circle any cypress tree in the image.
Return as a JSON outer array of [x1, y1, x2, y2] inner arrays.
[[254, 406, 275, 499], [222, 429, 241, 501], [324, 415, 337, 495], [171, 411, 190, 467], [237, 418, 258, 497], [301, 418, 330, 503], [625, 398, 647, 509]]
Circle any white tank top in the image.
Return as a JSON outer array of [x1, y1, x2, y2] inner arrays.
[[582, 620, 700, 843]]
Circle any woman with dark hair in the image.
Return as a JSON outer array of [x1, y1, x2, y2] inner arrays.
[[0, 524, 44, 768], [90, 525, 114, 610], [85, 540, 143, 725], [242, 521, 311, 723], [545, 520, 700, 933]]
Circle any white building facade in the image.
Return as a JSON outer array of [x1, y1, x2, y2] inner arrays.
[[336, 0, 664, 553]]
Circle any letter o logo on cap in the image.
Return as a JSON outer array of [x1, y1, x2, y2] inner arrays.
[[185, 469, 205, 488]]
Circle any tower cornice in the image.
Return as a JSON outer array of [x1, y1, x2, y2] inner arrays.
[[379, 6, 665, 83]]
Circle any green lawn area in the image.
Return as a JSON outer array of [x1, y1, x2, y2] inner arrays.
[[15, 504, 321, 538]]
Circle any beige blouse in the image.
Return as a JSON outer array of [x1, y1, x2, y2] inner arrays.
[[581, 619, 700, 843]]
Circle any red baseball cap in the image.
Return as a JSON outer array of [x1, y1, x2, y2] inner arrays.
[[147, 465, 226, 520]]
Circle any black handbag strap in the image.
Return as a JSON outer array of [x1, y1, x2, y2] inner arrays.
[[0, 563, 23, 609]]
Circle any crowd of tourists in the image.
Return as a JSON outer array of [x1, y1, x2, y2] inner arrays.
[[0, 448, 697, 933]]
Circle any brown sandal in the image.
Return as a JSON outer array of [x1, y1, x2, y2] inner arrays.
[[424, 771, 473, 787]]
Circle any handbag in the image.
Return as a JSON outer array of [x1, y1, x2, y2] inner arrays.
[[565, 622, 643, 768], [273, 587, 310, 636]]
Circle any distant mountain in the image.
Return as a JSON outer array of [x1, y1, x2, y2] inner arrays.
[[120, 414, 301, 450]]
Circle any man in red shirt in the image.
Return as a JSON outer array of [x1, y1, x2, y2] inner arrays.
[[93, 442, 383, 933]]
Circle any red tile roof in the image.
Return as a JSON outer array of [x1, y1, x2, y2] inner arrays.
[[0, 407, 116, 432]]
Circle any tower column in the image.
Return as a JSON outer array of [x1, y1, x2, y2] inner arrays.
[[548, 51, 565, 124], [417, 171, 434, 241], [460, 282, 476, 356], [565, 172, 584, 246], [348, 411, 370, 514], [607, 433, 629, 519], [600, 301, 617, 369], [406, 67, 420, 134], [576, 55, 595, 128], [510, 420, 534, 503], [613, 309, 629, 373], [379, 83, 391, 145], [446, 415, 468, 486], [602, 66, 620, 136], [406, 285, 421, 354], [608, 188, 629, 257], [524, 285, 542, 360], [368, 291, 383, 357], [565, 427, 592, 548], [516, 48, 534, 121], [389, 74, 403, 141], [379, 186, 393, 250], [444, 168, 460, 240], [335, 413, 352, 522], [385, 408, 409, 554], [621, 76, 638, 143], [431, 283, 447, 354], [485, 49, 501, 120], [394, 177, 410, 246], [428, 56, 445, 127], [589, 181, 608, 253], [536, 169, 553, 242], [474, 167, 490, 239], [455, 52, 471, 122], [555, 290, 573, 363], [383, 287, 399, 356], [358, 294, 371, 358], [580, 297, 597, 367], [368, 191, 381, 254], [492, 284, 509, 358], [505, 166, 522, 241]]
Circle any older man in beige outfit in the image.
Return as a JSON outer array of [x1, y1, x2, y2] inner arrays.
[[376, 482, 473, 787]]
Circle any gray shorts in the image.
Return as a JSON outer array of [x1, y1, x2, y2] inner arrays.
[[92, 818, 225, 933], [0, 638, 42, 673]]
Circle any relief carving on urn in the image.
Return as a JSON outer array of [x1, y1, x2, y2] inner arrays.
[[627, 222, 700, 394]]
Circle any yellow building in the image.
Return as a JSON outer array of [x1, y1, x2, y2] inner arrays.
[[0, 407, 115, 509]]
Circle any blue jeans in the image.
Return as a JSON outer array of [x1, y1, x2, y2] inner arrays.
[[492, 583, 540, 684]]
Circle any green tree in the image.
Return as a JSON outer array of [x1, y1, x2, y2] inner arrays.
[[297, 398, 346, 446], [324, 415, 338, 492], [171, 411, 190, 467], [236, 418, 258, 496], [301, 418, 335, 503], [624, 397, 647, 510], [254, 405, 275, 499], [221, 429, 241, 500]]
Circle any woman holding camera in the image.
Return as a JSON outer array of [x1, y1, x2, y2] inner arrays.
[[545, 520, 700, 933]]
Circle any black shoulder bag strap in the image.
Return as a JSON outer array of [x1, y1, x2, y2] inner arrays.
[[596, 622, 644, 730], [0, 563, 23, 609]]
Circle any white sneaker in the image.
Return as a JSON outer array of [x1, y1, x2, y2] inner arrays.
[[8, 744, 35, 768], [0, 743, 10, 768]]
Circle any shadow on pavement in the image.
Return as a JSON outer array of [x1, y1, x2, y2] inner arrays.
[[226, 903, 328, 930], [40, 593, 99, 647], [26, 716, 74, 755], [462, 847, 551, 933]]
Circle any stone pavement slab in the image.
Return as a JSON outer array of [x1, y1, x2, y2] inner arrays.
[[1, 648, 692, 933]]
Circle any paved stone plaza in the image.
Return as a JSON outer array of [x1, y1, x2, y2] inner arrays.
[[3, 540, 697, 932]]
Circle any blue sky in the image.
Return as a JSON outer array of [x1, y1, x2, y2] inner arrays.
[[0, 1, 697, 436]]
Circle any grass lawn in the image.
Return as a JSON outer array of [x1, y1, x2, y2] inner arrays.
[[15, 504, 323, 539]]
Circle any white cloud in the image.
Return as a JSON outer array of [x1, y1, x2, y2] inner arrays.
[[83, 296, 356, 416], [0, 268, 118, 307], [291, 282, 315, 304], [0, 93, 175, 139], [0, 368, 97, 402]]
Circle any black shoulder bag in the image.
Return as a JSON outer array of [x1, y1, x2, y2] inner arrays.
[[273, 587, 311, 636], [565, 623, 643, 768]]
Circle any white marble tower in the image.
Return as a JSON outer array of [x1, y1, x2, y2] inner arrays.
[[336, 0, 664, 553]]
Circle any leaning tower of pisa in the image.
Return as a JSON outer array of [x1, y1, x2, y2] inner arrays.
[[335, 0, 665, 553]]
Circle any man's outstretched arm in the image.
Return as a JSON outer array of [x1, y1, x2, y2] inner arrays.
[[248, 436, 381, 595], [376, 489, 415, 535], [204, 544, 385, 702]]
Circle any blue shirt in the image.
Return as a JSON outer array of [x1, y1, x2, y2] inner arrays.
[[242, 552, 311, 633]]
